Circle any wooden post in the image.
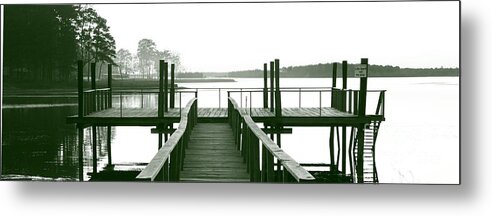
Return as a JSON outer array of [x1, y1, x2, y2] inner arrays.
[[263, 63, 268, 109], [332, 62, 337, 88], [159, 60, 164, 118], [274, 59, 281, 119], [91, 63, 96, 89], [91, 63, 96, 113], [329, 126, 335, 172], [342, 61, 348, 89], [107, 126, 112, 165], [92, 126, 97, 175], [78, 126, 84, 181], [342, 60, 348, 174], [358, 58, 368, 117], [266, 152, 275, 182], [164, 62, 169, 112], [269, 61, 275, 112], [357, 58, 369, 183], [107, 64, 112, 108], [77, 61, 84, 117], [170, 64, 175, 109], [276, 132, 282, 180], [329, 63, 337, 172], [261, 145, 267, 182], [274, 59, 282, 181], [90, 63, 97, 176]]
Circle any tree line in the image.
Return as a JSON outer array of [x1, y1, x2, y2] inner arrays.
[[4, 5, 116, 85], [114, 39, 181, 79], [224, 63, 459, 78], [4, 5, 183, 87]]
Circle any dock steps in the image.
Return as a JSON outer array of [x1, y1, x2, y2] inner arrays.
[[353, 121, 381, 183]]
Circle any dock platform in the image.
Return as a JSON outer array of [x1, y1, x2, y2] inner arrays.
[[67, 107, 383, 126]]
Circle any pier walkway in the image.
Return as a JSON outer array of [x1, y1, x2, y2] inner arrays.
[[180, 123, 249, 182]]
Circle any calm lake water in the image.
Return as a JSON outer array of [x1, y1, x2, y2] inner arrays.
[[1, 77, 459, 183]]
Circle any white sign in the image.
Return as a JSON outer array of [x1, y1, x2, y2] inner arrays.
[[354, 65, 367, 77]]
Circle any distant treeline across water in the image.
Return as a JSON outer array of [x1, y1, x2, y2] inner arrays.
[[205, 63, 459, 78]]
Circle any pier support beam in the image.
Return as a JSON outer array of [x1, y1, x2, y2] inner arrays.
[[91, 63, 96, 90], [274, 59, 282, 120], [332, 62, 337, 88], [78, 61, 84, 117], [268, 57, 275, 178], [164, 62, 169, 113], [78, 126, 84, 181], [77, 61, 84, 181], [155, 61, 174, 149], [269, 61, 275, 112], [342, 60, 348, 174], [106, 64, 113, 165], [170, 64, 175, 109], [263, 63, 268, 109], [92, 126, 97, 174], [274, 59, 282, 180], [329, 63, 337, 172], [107, 64, 112, 108], [107, 126, 112, 165], [159, 60, 164, 118], [90, 62, 98, 175], [356, 58, 369, 183]]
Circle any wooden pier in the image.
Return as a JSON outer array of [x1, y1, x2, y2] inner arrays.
[[68, 58, 386, 183]]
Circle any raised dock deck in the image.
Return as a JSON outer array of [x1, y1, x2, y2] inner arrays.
[[67, 107, 384, 126]]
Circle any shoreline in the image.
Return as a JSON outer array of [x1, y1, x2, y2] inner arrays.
[[2, 76, 458, 96]]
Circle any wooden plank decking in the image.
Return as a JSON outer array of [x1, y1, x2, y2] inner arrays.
[[180, 123, 249, 182], [67, 107, 383, 126]]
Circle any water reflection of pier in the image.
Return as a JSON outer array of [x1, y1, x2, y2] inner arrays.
[[67, 58, 386, 183]]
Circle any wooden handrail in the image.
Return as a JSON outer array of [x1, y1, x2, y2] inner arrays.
[[84, 88, 110, 93], [82, 88, 112, 115], [136, 98, 197, 181], [228, 97, 315, 182]]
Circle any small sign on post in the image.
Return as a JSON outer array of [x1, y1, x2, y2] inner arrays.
[[354, 64, 367, 77]]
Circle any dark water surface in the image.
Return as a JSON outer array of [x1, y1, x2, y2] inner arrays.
[[2, 97, 79, 180]]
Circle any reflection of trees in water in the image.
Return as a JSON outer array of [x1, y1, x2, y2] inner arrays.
[[2, 106, 79, 179], [4, 95, 160, 180], [81, 126, 111, 178]]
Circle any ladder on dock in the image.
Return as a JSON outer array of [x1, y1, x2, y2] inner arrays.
[[180, 123, 249, 182], [353, 121, 381, 183]]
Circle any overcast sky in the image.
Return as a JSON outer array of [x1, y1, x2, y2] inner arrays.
[[93, 1, 459, 72]]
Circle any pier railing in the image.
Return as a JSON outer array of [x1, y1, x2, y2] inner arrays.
[[228, 97, 315, 183], [177, 87, 331, 108], [108, 90, 197, 117], [83, 88, 111, 116], [135, 98, 198, 181], [113, 87, 330, 108], [227, 88, 386, 118]]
